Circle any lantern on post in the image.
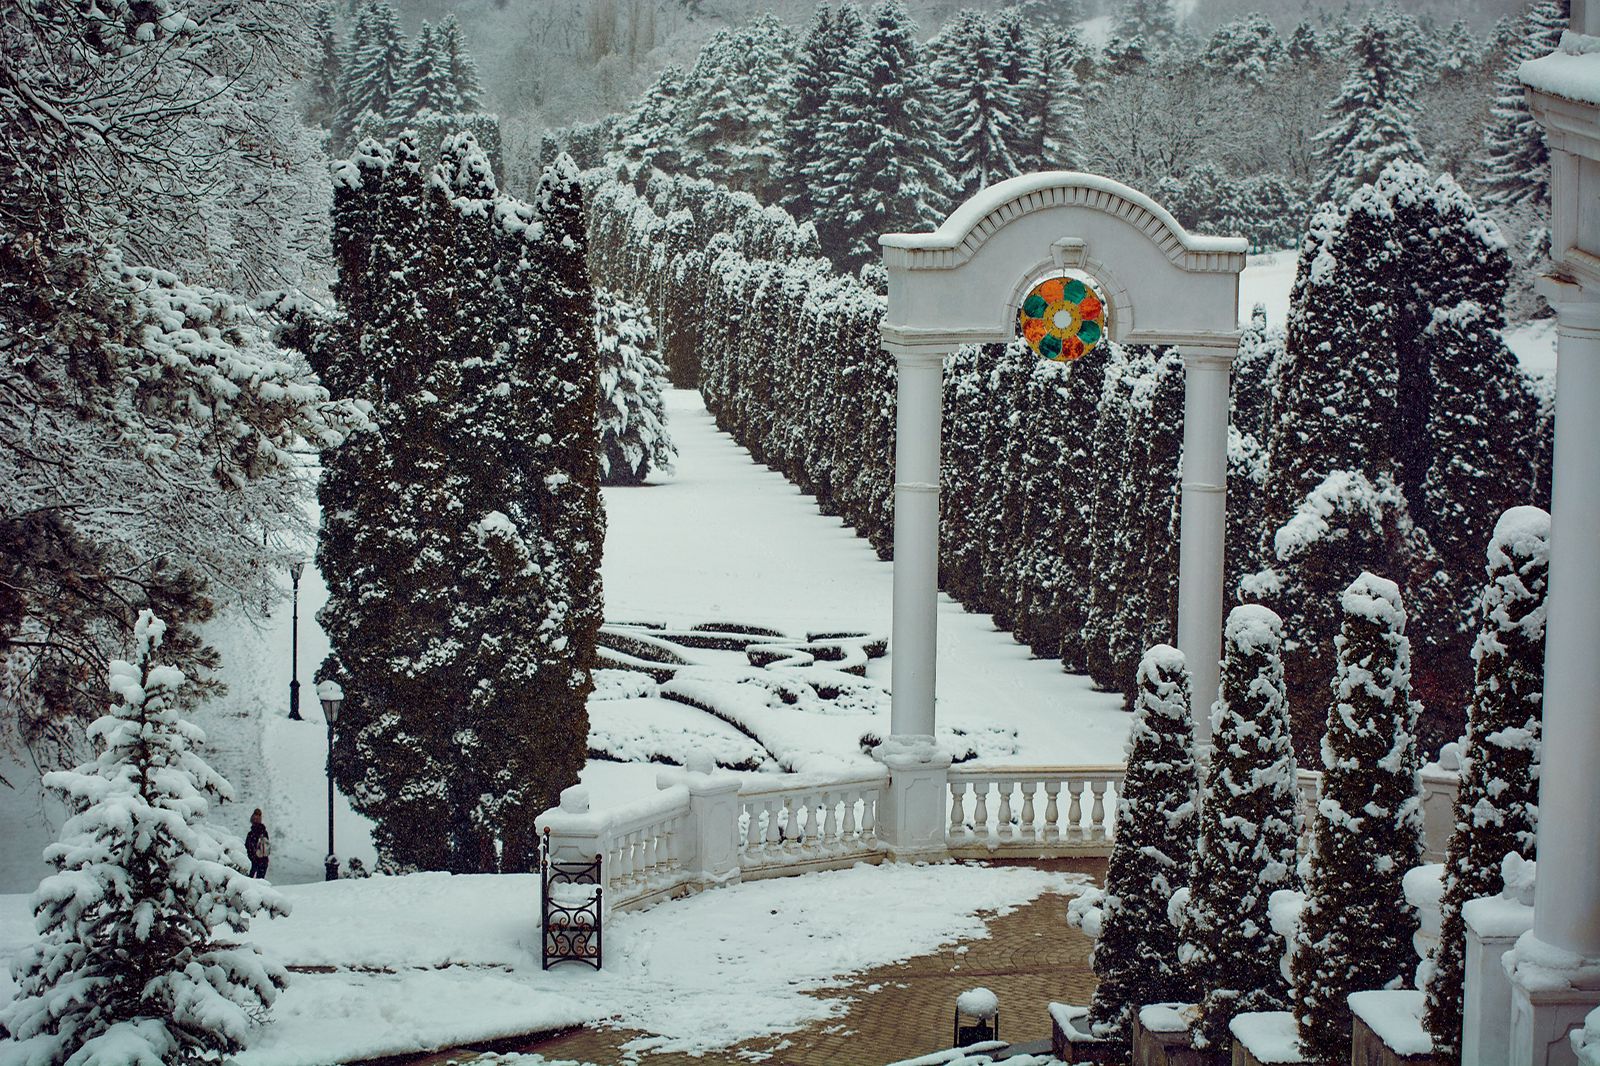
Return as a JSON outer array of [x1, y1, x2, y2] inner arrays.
[[317, 680, 343, 881], [954, 987, 1000, 1047]]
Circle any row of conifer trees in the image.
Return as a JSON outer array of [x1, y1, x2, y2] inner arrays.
[[585, 158, 1549, 762], [1080, 503, 1547, 1064]]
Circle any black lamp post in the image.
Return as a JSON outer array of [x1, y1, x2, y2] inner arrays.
[[288, 561, 305, 720], [318, 680, 343, 881]]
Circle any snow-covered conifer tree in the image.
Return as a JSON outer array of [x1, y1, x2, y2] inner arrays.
[[596, 288, 677, 485], [1115, 0, 1178, 54], [810, 0, 953, 269], [1314, 14, 1426, 204], [394, 21, 455, 126], [930, 11, 1022, 201], [620, 66, 687, 175], [1425, 507, 1550, 1064], [337, 1, 409, 148], [437, 14, 483, 113], [1012, 25, 1086, 169], [308, 4, 343, 130], [1185, 605, 1302, 1052], [1, 612, 289, 1065], [1089, 645, 1199, 1046], [1478, 1, 1567, 212], [1292, 573, 1424, 1064], [774, 3, 865, 224], [1204, 14, 1283, 84], [1081, 346, 1141, 689]]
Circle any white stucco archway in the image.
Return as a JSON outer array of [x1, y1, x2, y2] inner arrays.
[[874, 174, 1247, 854]]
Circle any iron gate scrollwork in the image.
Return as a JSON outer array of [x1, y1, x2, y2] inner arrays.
[[540, 827, 603, 970]]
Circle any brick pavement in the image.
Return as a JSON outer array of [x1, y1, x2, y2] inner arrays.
[[403, 858, 1106, 1066]]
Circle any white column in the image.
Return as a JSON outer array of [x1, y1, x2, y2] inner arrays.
[[1176, 344, 1236, 747], [1532, 301, 1600, 958], [888, 348, 944, 746], [1505, 300, 1600, 1066]]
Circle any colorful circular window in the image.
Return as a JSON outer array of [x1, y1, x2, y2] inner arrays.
[[1018, 276, 1107, 362]]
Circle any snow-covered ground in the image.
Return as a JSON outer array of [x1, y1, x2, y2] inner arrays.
[[0, 861, 1086, 1065]]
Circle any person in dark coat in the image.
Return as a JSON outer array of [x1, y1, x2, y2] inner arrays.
[[246, 808, 271, 879]]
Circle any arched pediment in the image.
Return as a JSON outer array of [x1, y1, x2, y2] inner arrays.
[[879, 172, 1247, 356]]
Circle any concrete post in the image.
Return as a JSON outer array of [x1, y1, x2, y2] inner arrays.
[[1506, 300, 1600, 1066], [683, 759, 743, 889], [1462, 892, 1535, 1066], [888, 348, 945, 749], [1177, 343, 1237, 747]]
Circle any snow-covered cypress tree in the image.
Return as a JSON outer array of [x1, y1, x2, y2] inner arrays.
[[774, 3, 865, 224], [596, 288, 676, 485], [1424, 507, 1550, 1064], [1292, 573, 1424, 1064], [930, 10, 1022, 202], [1478, 1, 1567, 212], [1185, 605, 1302, 1053], [1314, 14, 1426, 205], [940, 344, 991, 607], [1089, 645, 1199, 1046], [810, 0, 953, 269], [0, 611, 289, 1065], [1081, 345, 1139, 689]]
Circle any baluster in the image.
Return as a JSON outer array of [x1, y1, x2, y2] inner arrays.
[[618, 831, 635, 885], [841, 788, 858, 845], [607, 839, 623, 891], [763, 798, 782, 858], [973, 783, 990, 841], [820, 791, 837, 851], [1043, 781, 1061, 843], [1067, 780, 1085, 840], [1090, 781, 1109, 843], [784, 797, 803, 858], [997, 780, 1015, 840], [1020, 781, 1037, 842], [644, 827, 660, 881], [742, 800, 759, 859], [949, 781, 967, 840], [862, 790, 878, 841]]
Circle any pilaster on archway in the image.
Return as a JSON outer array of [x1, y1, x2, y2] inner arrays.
[[875, 174, 1246, 841]]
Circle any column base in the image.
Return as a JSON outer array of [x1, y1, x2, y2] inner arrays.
[[1507, 934, 1600, 1066], [875, 736, 952, 862]]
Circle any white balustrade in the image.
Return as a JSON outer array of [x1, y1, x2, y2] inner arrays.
[[736, 769, 887, 876], [946, 767, 1124, 855]]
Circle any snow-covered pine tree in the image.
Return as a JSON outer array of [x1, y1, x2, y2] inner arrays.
[[394, 20, 455, 127], [337, 0, 409, 149], [0, 611, 289, 1065], [1424, 507, 1550, 1064], [1115, 0, 1178, 55], [437, 14, 483, 113], [1089, 644, 1199, 1047], [596, 288, 677, 484], [1478, 1, 1567, 212], [676, 17, 794, 200], [1012, 25, 1085, 170], [1286, 21, 1324, 65], [774, 3, 865, 225], [810, 0, 953, 270], [930, 10, 1022, 202], [1204, 14, 1283, 84], [1313, 14, 1426, 205], [308, 3, 343, 129], [620, 66, 687, 176], [1292, 573, 1424, 1064], [1185, 605, 1302, 1053]]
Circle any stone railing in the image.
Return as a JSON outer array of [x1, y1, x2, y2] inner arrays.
[[737, 769, 886, 879], [536, 755, 1461, 913], [946, 766, 1123, 858]]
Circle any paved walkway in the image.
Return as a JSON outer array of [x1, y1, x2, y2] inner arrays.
[[402, 858, 1104, 1066]]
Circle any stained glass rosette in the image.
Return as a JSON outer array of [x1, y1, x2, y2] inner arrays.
[[1017, 276, 1107, 362]]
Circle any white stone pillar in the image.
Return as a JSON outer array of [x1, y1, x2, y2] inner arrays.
[[879, 345, 954, 862], [888, 348, 945, 746], [1509, 300, 1600, 1066], [1177, 343, 1237, 746]]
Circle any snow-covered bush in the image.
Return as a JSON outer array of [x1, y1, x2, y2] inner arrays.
[[1425, 507, 1550, 1061], [0, 611, 289, 1065], [1088, 645, 1199, 1045], [1292, 573, 1424, 1063], [1185, 606, 1302, 1052], [595, 288, 676, 485]]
